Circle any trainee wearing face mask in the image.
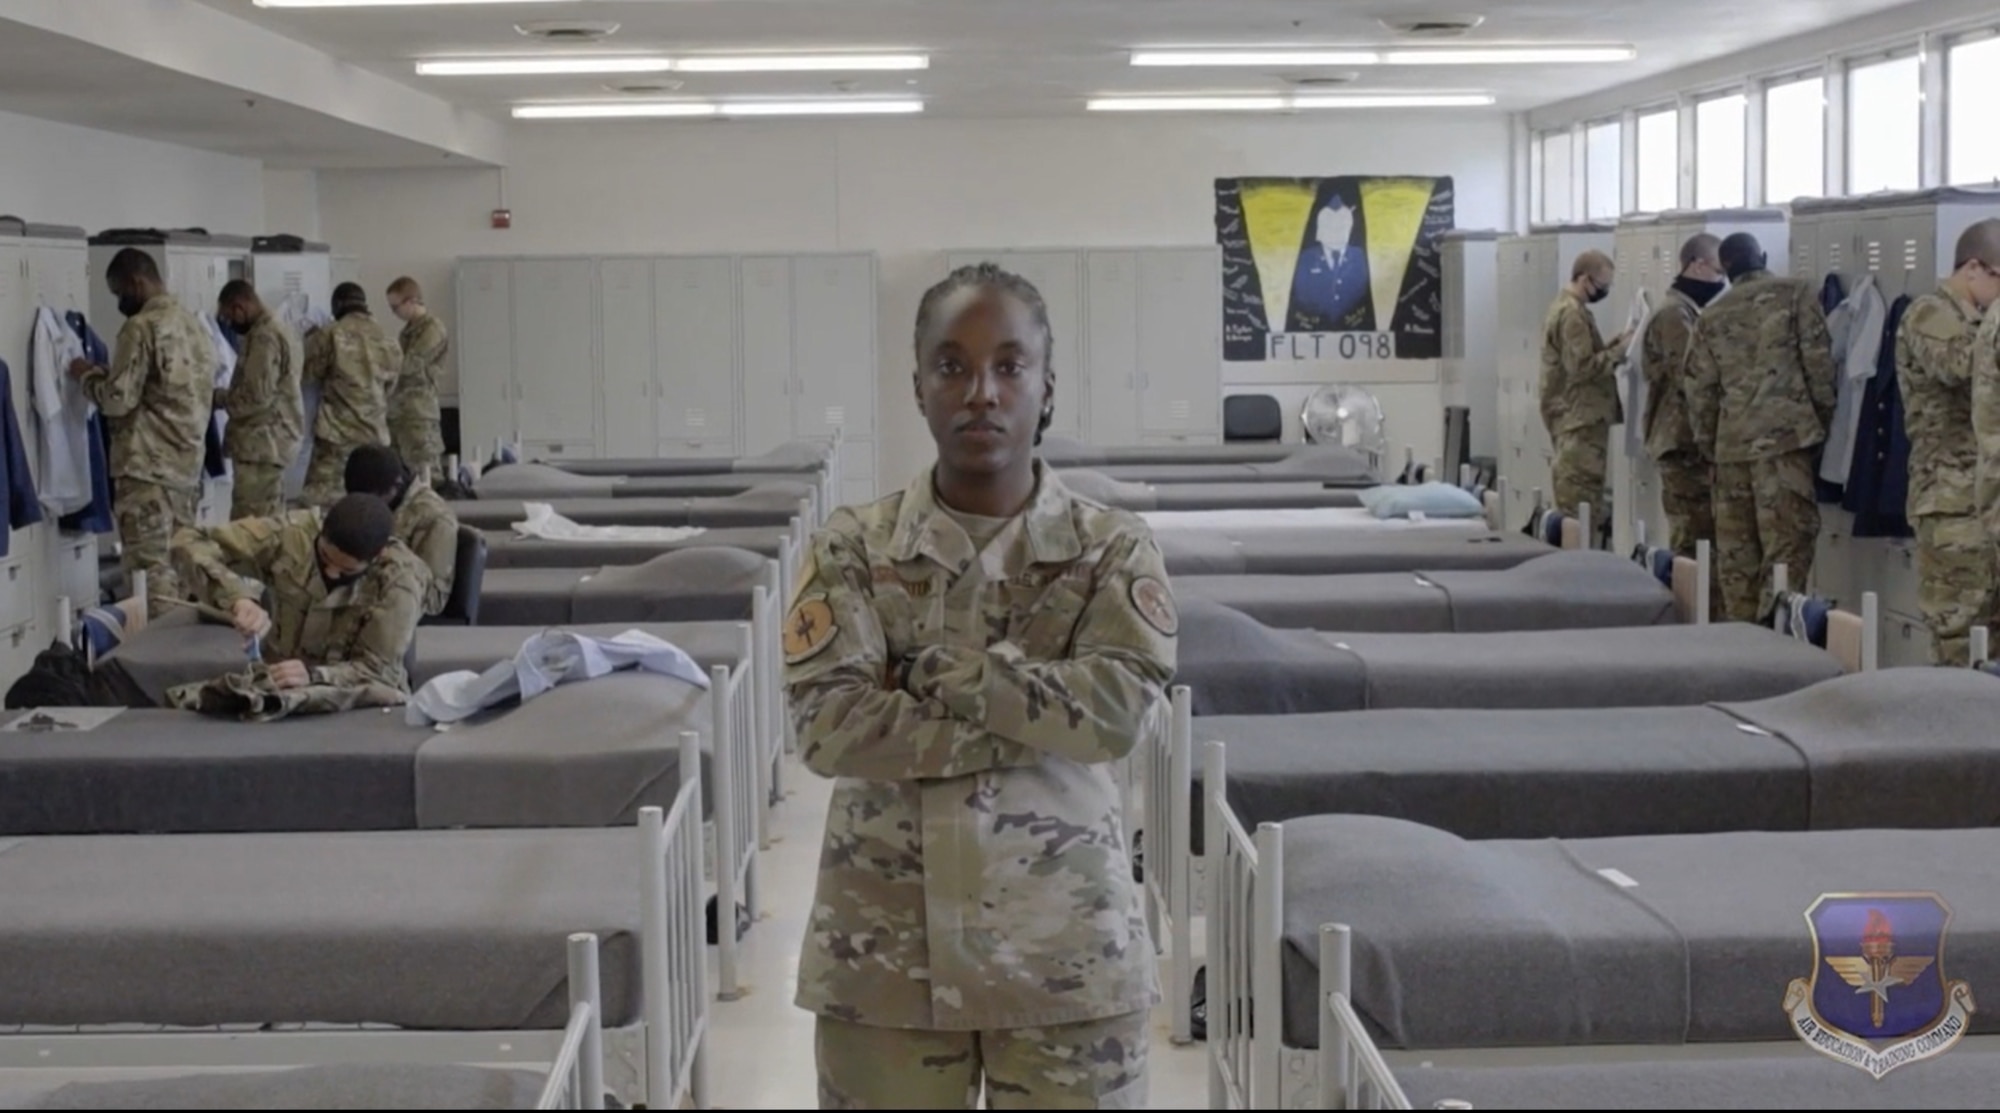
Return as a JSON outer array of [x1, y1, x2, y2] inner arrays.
[[117, 287, 148, 318], [1585, 274, 1612, 305]]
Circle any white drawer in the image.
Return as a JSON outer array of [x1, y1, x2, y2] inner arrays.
[[0, 557, 32, 632], [1879, 608, 1934, 669], [656, 438, 737, 460], [524, 440, 598, 460], [54, 535, 97, 609], [1876, 537, 1922, 620], [0, 620, 37, 694]]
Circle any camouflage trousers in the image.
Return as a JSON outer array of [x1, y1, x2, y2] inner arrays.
[[230, 462, 287, 522], [391, 419, 445, 482], [1654, 454, 1715, 560], [165, 666, 406, 722], [114, 479, 197, 619], [815, 1012, 1148, 1110], [1552, 426, 1612, 543], [302, 438, 367, 508], [1713, 448, 1819, 624], [1914, 514, 1998, 666]]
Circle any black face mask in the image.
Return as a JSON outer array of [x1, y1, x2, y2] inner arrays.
[[1586, 280, 1611, 305], [314, 534, 368, 594], [117, 294, 147, 318], [1675, 276, 1728, 307]]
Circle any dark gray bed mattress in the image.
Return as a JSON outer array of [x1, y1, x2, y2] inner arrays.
[[1157, 528, 1549, 576], [1175, 598, 1842, 715], [95, 611, 749, 708], [1278, 817, 2000, 1050], [547, 440, 831, 477], [1397, 1052, 2000, 1110], [478, 546, 768, 626], [475, 463, 806, 500], [1177, 550, 1675, 633], [1036, 438, 1296, 467], [0, 1064, 547, 1110], [450, 484, 810, 531], [1060, 471, 1366, 511], [1058, 444, 1378, 486], [0, 825, 644, 1030], [482, 525, 788, 569], [0, 671, 712, 835], [1191, 668, 2000, 852]]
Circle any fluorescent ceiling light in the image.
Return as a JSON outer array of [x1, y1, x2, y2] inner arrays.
[[675, 54, 929, 73], [1129, 46, 1634, 67], [418, 57, 673, 77], [1382, 46, 1635, 65], [1131, 50, 1380, 68], [719, 100, 925, 117], [258, 0, 567, 8], [1088, 93, 1493, 113], [1088, 96, 1291, 113], [513, 99, 924, 120], [1294, 93, 1496, 108], [513, 102, 718, 120]]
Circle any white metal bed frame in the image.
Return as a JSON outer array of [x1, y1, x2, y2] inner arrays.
[[0, 731, 714, 1110]]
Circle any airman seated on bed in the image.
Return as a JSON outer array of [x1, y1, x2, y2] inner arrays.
[[165, 494, 426, 721]]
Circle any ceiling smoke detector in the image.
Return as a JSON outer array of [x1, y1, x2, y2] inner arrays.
[[1289, 74, 1359, 88], [1377, 16, 1486, 38], [514, 21, 621, 43], [605, 80, 685, 95]]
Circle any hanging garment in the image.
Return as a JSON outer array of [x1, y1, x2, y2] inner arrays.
[[1819, 275, 1887, 492], [29, 307, 91, 515], [201, 313, 237, 480], [0, 360, 46, 557], [1619, 290, 1653, 461], [1842, 295, 1914, 539], [56, 313, 113, 535], [406, 627, 711, 726], [510, 503, 707, 544], [1819, 273, 1848, 315]]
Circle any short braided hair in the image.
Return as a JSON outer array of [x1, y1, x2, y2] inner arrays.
[[913, 263, 1057, 445]]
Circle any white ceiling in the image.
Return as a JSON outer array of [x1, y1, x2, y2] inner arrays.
[[196, 0, 1922, 119]]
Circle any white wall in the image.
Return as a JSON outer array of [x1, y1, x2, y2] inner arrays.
[[0, 108, 264, 235], [317, 113, 1511, 489], [261, 169, 321, 240]]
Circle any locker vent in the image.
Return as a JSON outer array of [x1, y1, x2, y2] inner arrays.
[[1171, 399, 1191, 422], [685, 410, 707, 429], [284, 274, 304, 294], [1866, 242, 1881, 270], [825, 406, 846, 429], [1828, 244, 1842, 269], [1902, 240, 1919, 271]]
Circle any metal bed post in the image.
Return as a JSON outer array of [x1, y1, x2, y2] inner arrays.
[[1205, 740, 1231, 1111], [678, 730, 714, 1111], [568, 933, 607, 1111], [1578, 501, 1592, 550], [711, 662, 744, 1001], [638, 806, 671, 1108], [1166, 687, 1194, 1045], [1494, 478, 1509, 531], [734, 625, 762, 924], [1253, 823, 1283, 1111], [132, 570, 148, 617], [752, 582, 779, 849], [1458, 462, 1473, 490], [1772, 562, 1789, 602], [1973, 625, 1991, 667], [55, 597, 70, 649], [1320, 924, 1352, 1111], [1861, 592, 1880, 673], [1696, 540, 1712, 625]]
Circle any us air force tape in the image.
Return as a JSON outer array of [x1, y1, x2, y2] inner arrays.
[[784, 594, 839, 664], [1130, 576, 1178, 637]]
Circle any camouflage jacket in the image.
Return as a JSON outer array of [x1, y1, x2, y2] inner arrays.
[[1683, 270, 1838, 465], [172, 509, 426, 694], [81, 294, 214, 489], [305, 313, 400, 448], [221, 313, 304, 467], [1539, 291, 1624, 435], [1641, 287, 1702, 462], [395, 482, 460, 615], [1896, 287, 1982, 518], [1974, 311, 2000, 535], [391, 314, 448, 428], [786, 463, 1176, 1030]]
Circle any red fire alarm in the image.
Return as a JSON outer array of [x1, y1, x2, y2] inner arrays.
[[490, 208, 513, 230]]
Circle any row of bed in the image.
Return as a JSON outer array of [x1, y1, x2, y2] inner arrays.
[[8, 434, 1963, 1108]]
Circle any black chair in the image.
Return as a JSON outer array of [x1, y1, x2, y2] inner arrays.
[[1223, 394, 1282, 443], [420, 525, 489, 627]]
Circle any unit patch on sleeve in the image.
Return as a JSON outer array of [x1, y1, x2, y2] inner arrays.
[[1129, 576, 1179, 637], [784, 596, 839, 664]]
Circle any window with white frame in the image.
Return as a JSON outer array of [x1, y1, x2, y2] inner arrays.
[[1764, 75, 1826, 203], [1636, 108, 1679, 212], [1695, 93, 1747, 209], [1847, 53, 1921, 194], [1542, 130, 1576, 223], [1585, 121, 1621, 220], [1948, 34, 2000, 185]]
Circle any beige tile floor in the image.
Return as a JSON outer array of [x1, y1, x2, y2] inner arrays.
[[707, 759, 1211, 1109]]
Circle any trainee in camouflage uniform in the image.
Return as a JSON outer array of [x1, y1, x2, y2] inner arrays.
[[217, 283, 303, 520], [1642, 235, 1727, 561], [302, 285, 401, 507], [787, 463, 1173, 1109], [167, 501, 426, 719], [388, 278, 449, 479], [1905, 221, 2000, 664], [1683, 235, 1838, 624], [1540, 251, 1627, 536], [73, 253, 215, 619], [346, 443, 459, 617]]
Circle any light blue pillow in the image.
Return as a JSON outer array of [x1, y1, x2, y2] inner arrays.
[[1359, 481, 1484, 521]]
